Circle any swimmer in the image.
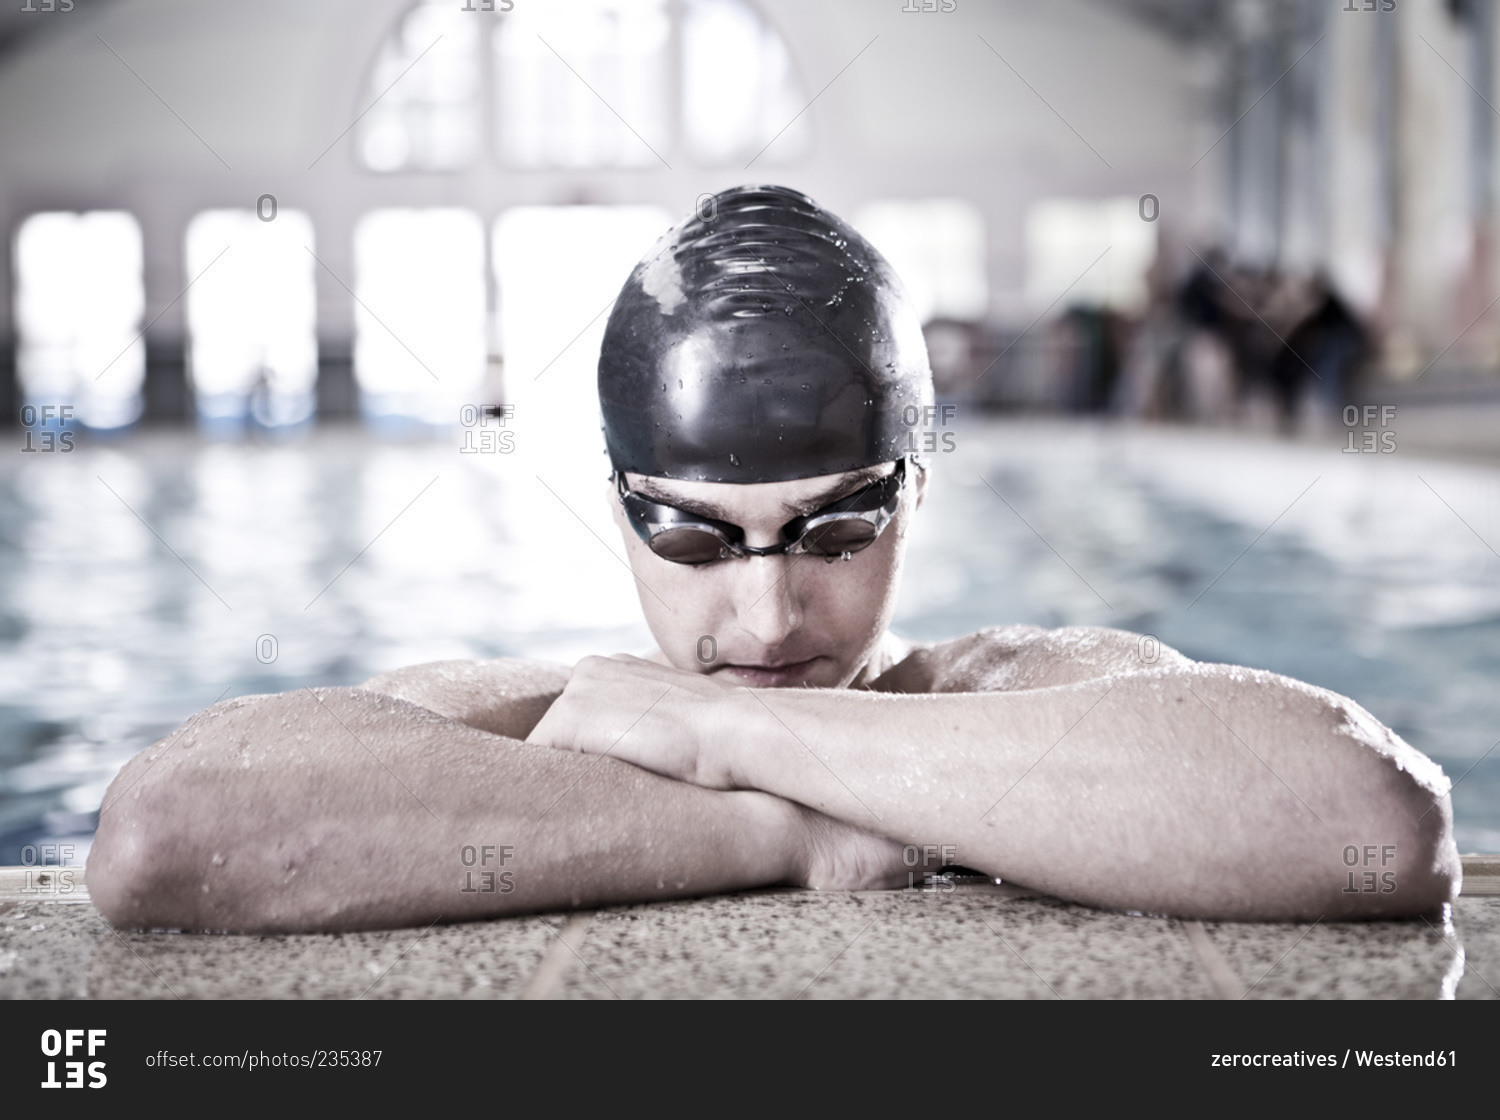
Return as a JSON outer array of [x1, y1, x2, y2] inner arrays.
[[88, 185, 1460, 932]]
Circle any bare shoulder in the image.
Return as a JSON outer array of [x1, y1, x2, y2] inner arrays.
[[868, 624, 1193, 693], [362, 656, 571, 697], [360, 657, 573, 738]]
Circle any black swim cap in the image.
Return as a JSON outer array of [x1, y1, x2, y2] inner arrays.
[[598, 184, 933, 483]]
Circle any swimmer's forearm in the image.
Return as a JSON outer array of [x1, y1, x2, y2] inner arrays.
[[719, 666, 1460, 920], [88, 688, 801, 932]]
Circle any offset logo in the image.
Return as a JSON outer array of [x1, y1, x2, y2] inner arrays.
[[458, 844, 516, 894], [19, 843, 78, 895], [40, 1029, 107, 1089]]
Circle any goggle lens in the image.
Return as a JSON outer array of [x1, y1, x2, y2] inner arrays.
[[647, 528, 729, 565], [800, 518, 879, 556]]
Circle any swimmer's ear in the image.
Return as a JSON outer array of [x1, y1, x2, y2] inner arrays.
[[912, 458, 930, 512], [604, 472, 632, 533]]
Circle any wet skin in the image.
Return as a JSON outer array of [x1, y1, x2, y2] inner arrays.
[[87, 464, 1461, 932]]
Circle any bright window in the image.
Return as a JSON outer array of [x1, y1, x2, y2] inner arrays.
[[491, 203, 672, 632], [853, 199, 988, 323], [354, 209, 486, 424], [185, 209, 318, 426], [492, 204, 670, 474], [358, 0, 482, 171], [1024, 197, 1158, 315], [681, 0, 808, 164], [13, 211, 145, 429], [493, 0, 671, 169], [362, 0, 808, 171]]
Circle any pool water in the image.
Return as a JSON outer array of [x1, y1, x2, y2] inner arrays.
[[2, 417, 1497, 862]]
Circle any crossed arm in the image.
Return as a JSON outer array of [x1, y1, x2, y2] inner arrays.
[[87, 626, 1460, 931], [522, 626, 1460, 921], [86, 661, 914, 932]]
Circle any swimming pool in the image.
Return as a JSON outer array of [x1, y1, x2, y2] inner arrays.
[[2, 416, 1497, 862]]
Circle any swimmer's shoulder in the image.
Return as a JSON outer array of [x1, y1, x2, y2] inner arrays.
[[867, 624, 1193, 693], [366, 656, 573, 695]]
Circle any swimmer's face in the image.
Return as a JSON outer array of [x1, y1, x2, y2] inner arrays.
[[609, 461, 926, 688]]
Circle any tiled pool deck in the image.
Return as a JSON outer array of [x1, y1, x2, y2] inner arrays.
[[3, 858, 1496, 1000]]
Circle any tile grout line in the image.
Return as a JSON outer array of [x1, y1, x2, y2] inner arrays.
[[519, 912, 595, 1000], [1180, 920, 1248, 1000]]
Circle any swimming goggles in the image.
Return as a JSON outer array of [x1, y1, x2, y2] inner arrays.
[[614, 458, 908, 566]]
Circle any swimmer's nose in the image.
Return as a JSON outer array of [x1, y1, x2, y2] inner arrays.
[[729, 554, 803, 648]]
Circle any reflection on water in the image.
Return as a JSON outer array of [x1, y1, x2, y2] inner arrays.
[[1, 418, 1498, 862]]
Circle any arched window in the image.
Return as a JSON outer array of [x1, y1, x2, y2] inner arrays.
[[360, 0, 808, 171], [679, 0, 809, 165], [358, 0, 483, 172], [493, 0, 672, 169]]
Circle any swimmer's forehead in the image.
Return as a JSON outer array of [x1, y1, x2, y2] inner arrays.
[[626, 463, 894, 521]]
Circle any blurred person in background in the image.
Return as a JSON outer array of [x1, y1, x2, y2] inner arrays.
[[1271, 272, 1371, 433]]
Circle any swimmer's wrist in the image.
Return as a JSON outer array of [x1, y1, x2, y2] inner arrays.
[[727, 790, 807, 887], [708, 688, 797, 797], [706, 689, 779, 792]]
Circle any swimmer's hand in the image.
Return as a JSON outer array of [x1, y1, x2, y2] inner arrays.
[[791, 806, 926, 891], [527, 655, 931, 891], [525, 654, 740, 789]]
